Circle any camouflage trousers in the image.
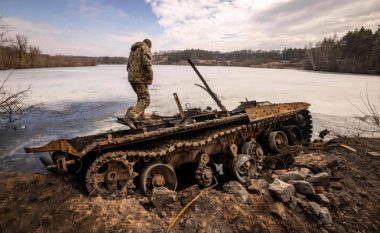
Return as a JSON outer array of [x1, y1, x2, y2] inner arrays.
[[127, 82, 150, 120]]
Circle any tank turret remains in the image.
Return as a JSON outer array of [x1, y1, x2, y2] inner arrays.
[[25, 59, 313, 197]]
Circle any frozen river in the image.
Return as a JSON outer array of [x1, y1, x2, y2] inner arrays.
[[1, 65, 379, 172]]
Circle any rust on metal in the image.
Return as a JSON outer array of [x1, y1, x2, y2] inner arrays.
[[245, 102, 310, 122], [24, 139, 81, 156], [173, 93, 185, 120]]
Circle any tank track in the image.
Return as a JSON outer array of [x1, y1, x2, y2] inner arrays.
[[85, 110, 313, 195], [90, 111, 312, 161], [300, 110, 313, 143], [88, 111, 311, 161], [104, 115, 293, 159]]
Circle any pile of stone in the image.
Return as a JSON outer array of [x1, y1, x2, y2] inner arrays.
[[267, 168, 332, 226]]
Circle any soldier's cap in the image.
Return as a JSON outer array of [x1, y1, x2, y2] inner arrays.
[[143, 39, 152, 48]]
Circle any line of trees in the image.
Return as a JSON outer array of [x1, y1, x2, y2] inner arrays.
[[0, 32, 98, 69], [304, 26, 380, 74], [0, 36, 127, 70], [0, 17, 127, 70], [155, 26, 380, 74], [153, 48, 304, 67]]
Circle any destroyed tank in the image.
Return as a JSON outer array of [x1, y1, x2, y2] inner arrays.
[[25, 59, 313, 197]]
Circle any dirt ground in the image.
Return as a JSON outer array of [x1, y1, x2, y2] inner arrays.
[[0, 137, 379, 233]]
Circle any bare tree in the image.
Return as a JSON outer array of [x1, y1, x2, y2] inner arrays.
[[348, 89, 380, 135], [305, 42, 323, 70], [0, 16, 7, 45], [27, 45, 41, 68], [0, 71, 31, 126], [305, 43, 316, 70], [14, 34, 28, 67], [0, 16, 15, 70]]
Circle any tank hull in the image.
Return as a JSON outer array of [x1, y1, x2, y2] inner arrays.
[[24, 102, 313, 196]]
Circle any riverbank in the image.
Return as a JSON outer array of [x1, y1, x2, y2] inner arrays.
[[0, 137, 379, 232]]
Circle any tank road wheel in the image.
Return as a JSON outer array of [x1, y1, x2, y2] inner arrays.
[[140, 163, 177, 196], [283, 125, 303, 145], [268, 131, 289, 153], [232, 154, 257, 184], [241, 139, 265, 164], [85, 153, 138, 197]]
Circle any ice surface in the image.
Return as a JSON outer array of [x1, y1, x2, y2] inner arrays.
[[0, 65, 379, 171]]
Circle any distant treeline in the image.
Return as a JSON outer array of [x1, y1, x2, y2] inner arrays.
[[154, 26, 380, 74], [304, 27, 380, 74], [153, 48, 304, 67], [0, 33, 127, 70], [0, 17, 127, 70]]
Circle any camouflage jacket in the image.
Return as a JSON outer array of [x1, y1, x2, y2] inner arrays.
[[127, 42, 153, 84]]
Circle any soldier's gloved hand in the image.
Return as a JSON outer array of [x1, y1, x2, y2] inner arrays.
[[147, 80, 153, 85]]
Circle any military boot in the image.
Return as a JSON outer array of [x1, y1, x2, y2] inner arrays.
[[123, 116, 137, 130]]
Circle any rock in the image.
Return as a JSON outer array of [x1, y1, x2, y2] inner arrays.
[[316, 194, 330, 205], [269, 202, 287, 219], [150, 187, 177, 208], [271, 174, 279, 180], [295, 193, 306, 199], [320, 207, 332, 225], [273, 169, 287, 176], [299, 167, 313, 179], [139, 197, 150, 205], [268, 179, 295, 202], [330, 181, 343, 191], [159, 211, 167, 218], [289, 196, 298, 209], [307, 172, 330, 187], [271, 170, 287, 180], [308, 201, 321, 215], [289, 180, 316, 196], [178, 185, 201, 206], [294, 154, 335, 173], [295, 196, 309, 208], [146, 215, 153, 222], [314, 186, 325, 194], [308, 202, 332, 225], [248, 179, 269, 194], [223, 181, 249, 203], [279, 171, 305, 182]]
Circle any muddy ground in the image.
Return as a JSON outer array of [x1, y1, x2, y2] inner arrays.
[[0, 137, 379, 233]]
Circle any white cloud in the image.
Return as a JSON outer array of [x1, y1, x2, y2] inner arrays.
[[2, 1, 380, 56], [146, 0, 380, 51]]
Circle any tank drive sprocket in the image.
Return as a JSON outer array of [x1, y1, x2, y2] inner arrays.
[[85, 152, 138, 196]]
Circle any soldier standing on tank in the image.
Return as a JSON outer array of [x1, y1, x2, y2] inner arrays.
[[123, 39, 153, 129]]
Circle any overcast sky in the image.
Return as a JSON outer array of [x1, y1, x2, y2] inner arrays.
[[1, 0, 380, 56]]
